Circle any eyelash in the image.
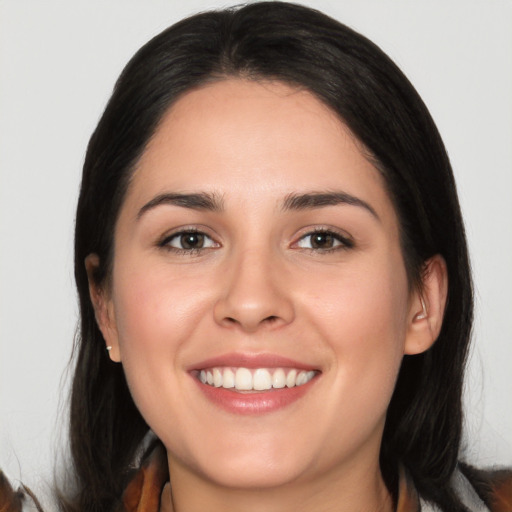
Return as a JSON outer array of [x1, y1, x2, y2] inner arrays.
[[158, 228, 218, 255], [157, 227, 354, 254], [294, 228, 354, 253]]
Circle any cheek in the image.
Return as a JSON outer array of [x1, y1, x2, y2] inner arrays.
[[304, 258, 409, 408], [112, 259, 211, 350], [108, 260, 213, 422], [305, 254, 409, 345]]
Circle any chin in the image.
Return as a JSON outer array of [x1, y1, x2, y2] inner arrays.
[[166, 434, 313, 490], [199, 459, 305, 490]]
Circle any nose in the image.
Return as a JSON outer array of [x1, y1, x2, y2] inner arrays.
[[213, 247, 295, 332]]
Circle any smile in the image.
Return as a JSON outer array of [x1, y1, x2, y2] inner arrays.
[[190, 353, 321, 414], [198, 367, 317, 391]]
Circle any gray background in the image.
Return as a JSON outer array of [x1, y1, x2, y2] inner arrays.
[[1, 0, 511, 505]]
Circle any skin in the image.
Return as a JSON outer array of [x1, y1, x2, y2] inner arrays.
[[88, 79, 448, 512]]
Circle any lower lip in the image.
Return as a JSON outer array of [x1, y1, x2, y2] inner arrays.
[[193, 376, 318, 415]]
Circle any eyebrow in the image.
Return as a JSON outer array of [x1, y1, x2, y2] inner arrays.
[[281, 191, 379, 220], [137, 192, 224, 219], [137, 190, 378, 220]]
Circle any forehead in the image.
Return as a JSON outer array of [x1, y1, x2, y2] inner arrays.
[[128, 78, 394, 221]]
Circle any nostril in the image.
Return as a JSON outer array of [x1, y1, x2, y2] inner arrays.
[[222, 314, 279, 328]]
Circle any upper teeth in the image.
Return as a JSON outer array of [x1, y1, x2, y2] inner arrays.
[[198, 367, 316, 391]]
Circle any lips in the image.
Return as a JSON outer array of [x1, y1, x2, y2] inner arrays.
[[189, 353, 320, 414]]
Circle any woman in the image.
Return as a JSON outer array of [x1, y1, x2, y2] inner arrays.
[[1, 2, 510, 511]]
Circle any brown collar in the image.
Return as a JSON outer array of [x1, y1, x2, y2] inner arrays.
[[115, 444, 169, 512], [1, 446, 510, 511], [117, 444, 422, 512]]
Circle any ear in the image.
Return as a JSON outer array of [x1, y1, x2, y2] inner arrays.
[[404, 254, 448, 355], [84, 254, 121, 362]]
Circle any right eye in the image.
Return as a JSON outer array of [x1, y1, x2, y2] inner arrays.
[[160, 230, 218, 252]]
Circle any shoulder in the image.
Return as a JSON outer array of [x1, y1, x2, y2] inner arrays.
[[0, 470, 24, 511], [0, 470, 43, 512], [399, 463, 512, 512], [0, 471, 43, 512], [458, 463, 512, 512]]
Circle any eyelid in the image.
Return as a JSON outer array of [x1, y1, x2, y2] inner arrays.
[[155, 224, 354, 253], [291, 226, 355, 251], [157, 225, 221, 252]]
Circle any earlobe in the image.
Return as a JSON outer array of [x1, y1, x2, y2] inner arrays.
[[404, 254, 448, 355], [84, 254, 121, 362]]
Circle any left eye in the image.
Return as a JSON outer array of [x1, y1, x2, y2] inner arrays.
[[163, 231, 217, 250], [296, 231, 352, 250]]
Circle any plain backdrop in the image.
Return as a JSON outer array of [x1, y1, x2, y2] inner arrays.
[[1, 0, 511, 504]]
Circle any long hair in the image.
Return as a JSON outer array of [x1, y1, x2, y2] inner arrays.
[[68, 3, 473, 510]]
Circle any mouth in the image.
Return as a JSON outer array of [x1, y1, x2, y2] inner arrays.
[[195, 367, 317, 391], [189, 354, 321, 414]]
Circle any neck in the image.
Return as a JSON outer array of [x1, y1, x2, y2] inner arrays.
[[166, 455, 394, 512]]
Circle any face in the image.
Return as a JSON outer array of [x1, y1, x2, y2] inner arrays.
[[95, 79, 429, 491]]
